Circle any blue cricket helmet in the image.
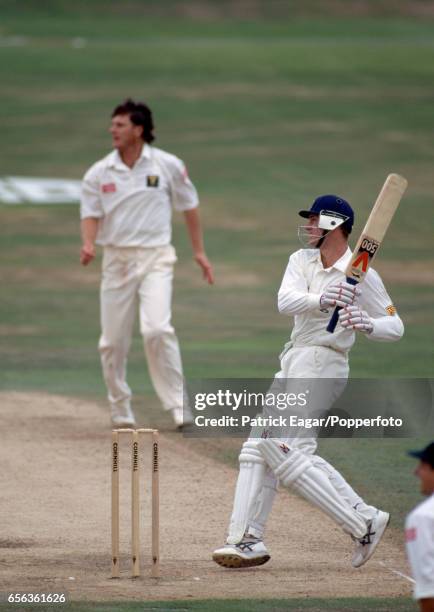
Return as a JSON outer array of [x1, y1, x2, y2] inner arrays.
[[299, 194, 354, 233]]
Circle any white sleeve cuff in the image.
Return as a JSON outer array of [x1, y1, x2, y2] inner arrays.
[[368, 315, 404, 341], [175, 198, 199, 212], [306, 293, 322, 310], [80, 211, 104, 220]]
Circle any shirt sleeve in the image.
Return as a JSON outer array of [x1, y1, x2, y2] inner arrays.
[[278, 252, 321, 315], [166, 156, 199, 212], [80, 163, 104, 219], [359, 268, 404, 341]]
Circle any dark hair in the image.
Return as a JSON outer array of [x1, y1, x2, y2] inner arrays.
[[111, 98, 155, 143]]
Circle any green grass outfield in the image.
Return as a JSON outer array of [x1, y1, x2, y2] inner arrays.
[[0, 596, 417, 611], [1, 1, 433, 608]]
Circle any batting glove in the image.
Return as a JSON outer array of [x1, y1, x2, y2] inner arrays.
[[339, 305, 373, 334], [320, 281, 361, 309]]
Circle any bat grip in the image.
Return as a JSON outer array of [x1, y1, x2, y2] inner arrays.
[[326, 277, 359, 334]]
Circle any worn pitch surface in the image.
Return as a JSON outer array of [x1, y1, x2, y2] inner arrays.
[[0, 392, 411, 602]]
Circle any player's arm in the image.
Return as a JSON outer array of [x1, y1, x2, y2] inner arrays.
[[80, 217, 99, 265], [80, 165, 103, 266], [167, 154, 214, 284], [339, 268, 404, 341], [183, 208, 214, 284], [278, 252, 359, 315], [278, 252, 316, 315]]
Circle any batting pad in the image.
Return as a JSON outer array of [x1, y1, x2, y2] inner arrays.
[[227, 440, 266, 545], [247, 471, 279, 540], [257, 440, 367, 538]]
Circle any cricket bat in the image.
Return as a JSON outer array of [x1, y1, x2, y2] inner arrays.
[[327, 173, 408, 333]]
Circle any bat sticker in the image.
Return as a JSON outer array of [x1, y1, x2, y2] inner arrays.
[[350, 237, 380, 279]]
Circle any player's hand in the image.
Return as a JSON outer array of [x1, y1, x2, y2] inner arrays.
[[320, 281, 361, 309], [80, 242, 96, 266], [194, 251, 214, 284], [339, 305, 373, 334]]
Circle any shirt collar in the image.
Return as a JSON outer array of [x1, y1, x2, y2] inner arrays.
[[140, 143, 152, 159], [309, 246, 352, 273], [332, 247, 352, 272], [107, 150, 126, 170], [107, 143, 151, 169]]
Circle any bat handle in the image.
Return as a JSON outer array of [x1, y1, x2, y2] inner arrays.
[[326, 307, 341, 333], [326, 277, 359, 334]]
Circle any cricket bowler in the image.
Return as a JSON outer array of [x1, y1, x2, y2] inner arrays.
[[80, 99, 213, 429], [213, 194, 404, 569]]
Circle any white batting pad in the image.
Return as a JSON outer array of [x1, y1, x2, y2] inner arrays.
[[247, 471, 279, 539], [257, 440, 366, 538], [227, 440, 266, 545]]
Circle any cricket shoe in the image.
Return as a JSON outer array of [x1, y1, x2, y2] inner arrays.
[[351, 510, 390, 568], [111, 416, 136, 428], [212, 536, 270, 569], [111, 402, 136, 428], [171, 405, 193, 430]]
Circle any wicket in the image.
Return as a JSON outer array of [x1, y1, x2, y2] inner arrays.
[[111, 428, 160, 579]]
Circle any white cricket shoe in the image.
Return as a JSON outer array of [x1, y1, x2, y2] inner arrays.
[[111, 404, 136, 428], [111, 415, 136, 428], [171, 405, 193, 429], [352, 510, 390, 568], [212, 536, 270, 569]]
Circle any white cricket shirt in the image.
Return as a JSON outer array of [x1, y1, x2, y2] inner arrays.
[[278, 248, 404, 353], [406, 494, 434, 600], [80, 144, 199, 247]]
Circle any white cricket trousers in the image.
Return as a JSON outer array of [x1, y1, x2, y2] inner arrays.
[[98, 245, 184, 418]]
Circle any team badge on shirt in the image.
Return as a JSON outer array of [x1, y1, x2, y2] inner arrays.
[[147, 175, 160, 188], [102, 182, 116, 193], [386, 304, 397, 316]]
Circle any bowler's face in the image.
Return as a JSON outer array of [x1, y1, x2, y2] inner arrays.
[[109, 114, 142, 150], [415, 461, 434, 495]]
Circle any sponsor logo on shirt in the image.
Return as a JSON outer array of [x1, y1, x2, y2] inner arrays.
[[405, 526, 417, 542], [386, 304, 397, 316], [102, 183, 116, 193], [147, 175, 160, 188]]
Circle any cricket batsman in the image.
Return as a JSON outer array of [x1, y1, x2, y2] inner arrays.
[[212, 195, 404, 569]]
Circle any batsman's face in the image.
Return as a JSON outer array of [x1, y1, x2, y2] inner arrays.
[[415, 461, 434, 495], [110, 114, 143, 151], [305, 214, 324, 245], [298, 214, 325, 248]]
